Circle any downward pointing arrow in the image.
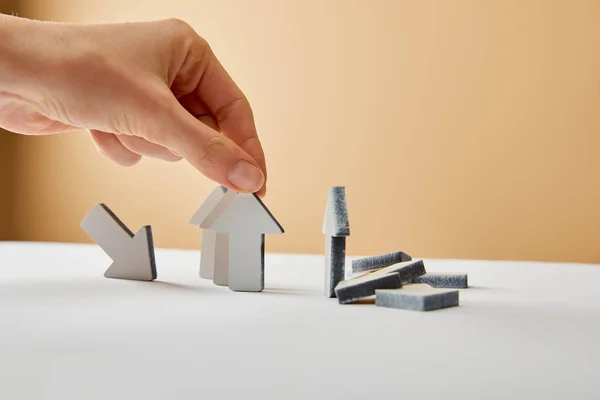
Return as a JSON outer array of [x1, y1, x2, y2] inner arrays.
[[81, 204, 157, 281]]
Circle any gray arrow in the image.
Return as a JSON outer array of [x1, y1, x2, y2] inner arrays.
[[323, 186, 349, 297]]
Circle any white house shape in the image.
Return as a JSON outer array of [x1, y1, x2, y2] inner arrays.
[[202, 190, 284, 292]]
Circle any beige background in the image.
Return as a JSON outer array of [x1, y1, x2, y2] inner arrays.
[[1, 0, 600, 262]]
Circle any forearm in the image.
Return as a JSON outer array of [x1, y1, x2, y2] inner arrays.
[[0, 14, 68, 92], [0, 14, 32, 87]]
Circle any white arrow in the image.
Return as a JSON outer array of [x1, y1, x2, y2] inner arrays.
[[202, 190, 284, 292], [189, 186, 230, 284], [81, 204, 157, 281]]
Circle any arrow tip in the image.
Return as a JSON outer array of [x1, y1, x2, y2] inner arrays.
[[189, 186, 229, 226], [323, 186, 350, 236], [104, 226, 157, 281]]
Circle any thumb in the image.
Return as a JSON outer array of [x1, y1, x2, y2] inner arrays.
[[144, 92, 265, 193]]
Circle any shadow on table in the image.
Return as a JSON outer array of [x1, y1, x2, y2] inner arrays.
[[261, 287, 322, 296], [466, 285, 500, 290], [0, 279, 207, 300], [152, 281, 203, 292]]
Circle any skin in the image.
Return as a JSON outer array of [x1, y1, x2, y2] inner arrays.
[[0, 14, 267, 196]]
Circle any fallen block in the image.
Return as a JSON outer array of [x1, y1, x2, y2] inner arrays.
[[335, 272, 402, 304], [411, 273, 468, 289], [376, 284, 459, 311], [352, 251, 412, 273], [371, 260, 426, 282]]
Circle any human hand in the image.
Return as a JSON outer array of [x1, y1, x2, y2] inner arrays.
[[0, 15, 267, 196]]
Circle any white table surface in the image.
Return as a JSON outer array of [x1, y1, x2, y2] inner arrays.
[[1, 241, 600, 400]]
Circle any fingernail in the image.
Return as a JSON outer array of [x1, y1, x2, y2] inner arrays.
[[228, 161, 265, 193]]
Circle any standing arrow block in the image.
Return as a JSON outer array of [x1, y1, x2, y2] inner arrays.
[[323, 186, 350, 298], [200, 190, 284, 292], [81, 204, 157, 281], [189, 186, 230, 284]]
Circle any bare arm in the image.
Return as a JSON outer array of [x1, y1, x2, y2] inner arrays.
[[0, 14, 267, 196]]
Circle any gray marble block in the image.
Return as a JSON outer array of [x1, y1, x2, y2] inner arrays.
[[325, 236, 346, 298], [372, 260, 426, 282], [376, 284, 459, 311], [411, 273, 468, 289], [323, 186, 350, 237], [352, 251, 412, 273], [323, 186, 350, 297], [335, 272, 402, 304]]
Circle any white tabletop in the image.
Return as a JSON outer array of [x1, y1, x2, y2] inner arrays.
[[1, 241, 599, 400]]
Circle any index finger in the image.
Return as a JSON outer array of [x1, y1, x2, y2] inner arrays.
[[196, 47, 267, 196]]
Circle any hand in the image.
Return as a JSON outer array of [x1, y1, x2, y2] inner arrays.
[[0, 15, 267, 196]]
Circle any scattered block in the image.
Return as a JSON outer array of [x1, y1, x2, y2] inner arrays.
[[376, 284, 459, 311], [412, 273, 468, 289], [352, 251, 412, 273], [323, 186, 350, 298], [81, 204, 157, 281], [371, 260, 426, 282], [335, 272, 401, 304], [202, 190, 284, 292]]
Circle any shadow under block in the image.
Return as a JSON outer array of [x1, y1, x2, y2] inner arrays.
[[81, 204, 157, 281], [352, 251, 412, 273], [335, 272, 402, 304], [412, 273, 468, 289], [370, 260, 426, 283], [325, 236, 346, 298], [376, 284, 459, 311]]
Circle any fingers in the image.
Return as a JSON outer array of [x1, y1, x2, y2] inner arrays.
[[90, 130, 183, 167], [177, 94, 219, 131], [195, 49, 268, 194], [89, 130, 141, 167], [239, 137, 267, 197], [117, 134, 182, 162], [151, 91, 265, 193]]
